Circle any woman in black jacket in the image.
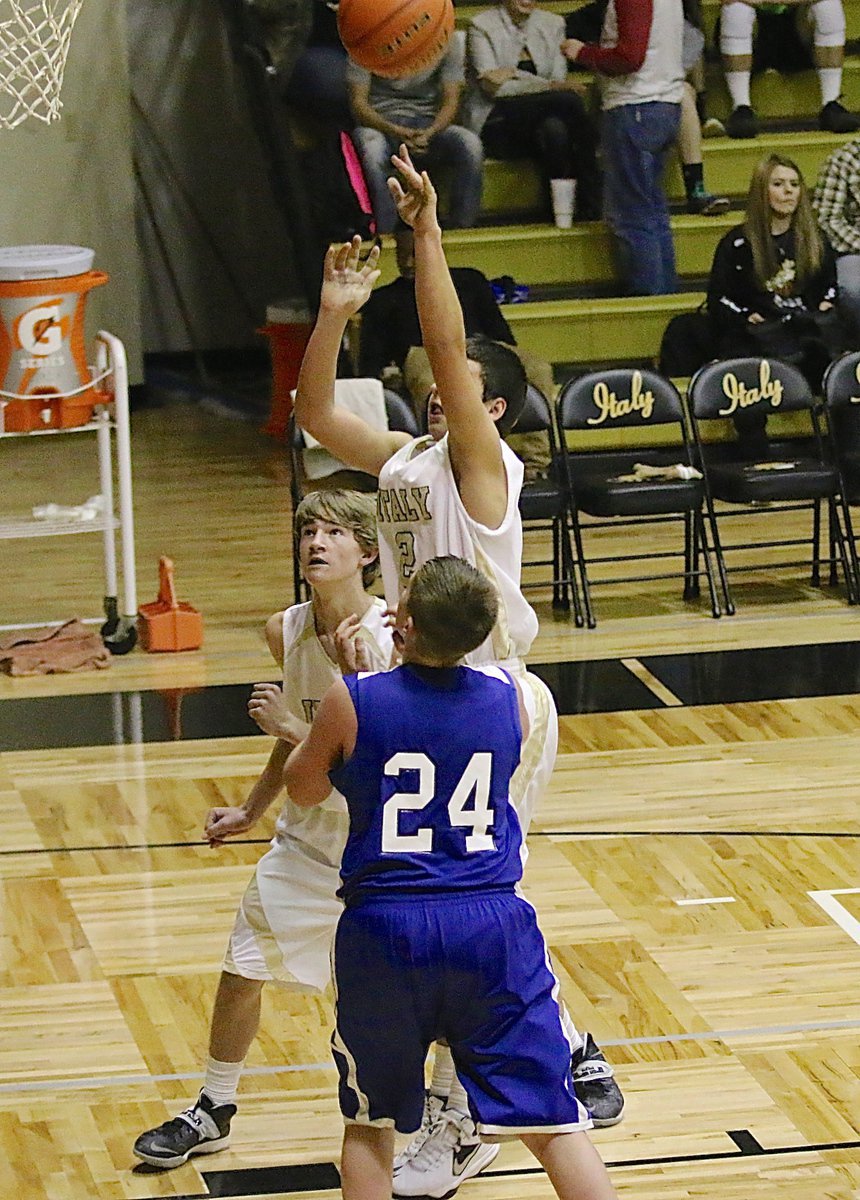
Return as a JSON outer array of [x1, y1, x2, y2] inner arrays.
[[707, 153, 839, 458]]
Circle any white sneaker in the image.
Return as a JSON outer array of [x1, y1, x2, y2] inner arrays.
[[392, 1108, 499, 1199], [393, 1091, 445, 1172]]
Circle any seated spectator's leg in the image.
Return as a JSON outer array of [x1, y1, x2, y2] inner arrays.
[[482, 94, 599, 222], [403, 346, 434, 424], [733, 406, 769, 460], [505, 347, 555, 479], [721, 0, 760, 137], [678, 82, 729, 215], [836, 254, 860, 341], [283, 46, 351, 127], [515, 347, 556, 402], [427, 126, 484, 228], [808, 0, 860, 130], [351, 127, 399, 233], [603, 101, 680, 296], [537, 93, 601, 222]]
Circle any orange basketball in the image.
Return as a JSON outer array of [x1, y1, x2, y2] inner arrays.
[[337, 0, 455, 79]]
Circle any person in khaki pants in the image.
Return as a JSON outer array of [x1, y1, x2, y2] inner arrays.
[[358, 228, 555, 478]]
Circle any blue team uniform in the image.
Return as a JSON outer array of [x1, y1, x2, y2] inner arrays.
[[329, 663, 589, 1137]]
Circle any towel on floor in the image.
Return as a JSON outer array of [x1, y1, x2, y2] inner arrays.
[[0, 619, 111, 675]]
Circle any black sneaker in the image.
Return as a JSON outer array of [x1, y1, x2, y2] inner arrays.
[[819, 100, 860, 133], [132, 1090, 236, 1168], [687, 189, 731, 216], [571, 1034, 625, 1127], [725, 105, 759, 139]]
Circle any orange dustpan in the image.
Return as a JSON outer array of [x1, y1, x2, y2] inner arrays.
[[137, 557, 203, 652]]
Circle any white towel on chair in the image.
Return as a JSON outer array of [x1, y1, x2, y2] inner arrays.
[[296, 378, 388, 480]]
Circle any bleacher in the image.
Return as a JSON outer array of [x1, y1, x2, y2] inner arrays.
[[384, 1, 860, 379]]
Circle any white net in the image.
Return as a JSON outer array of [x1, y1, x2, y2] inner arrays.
[[0, 0, 83, 130]]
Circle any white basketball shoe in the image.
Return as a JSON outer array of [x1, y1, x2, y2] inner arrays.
[[392, 1107, 499, 1199]]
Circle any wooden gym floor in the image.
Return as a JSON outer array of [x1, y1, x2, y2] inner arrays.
[[1, 401, 859, 1199]]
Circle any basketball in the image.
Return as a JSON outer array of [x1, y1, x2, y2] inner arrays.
[[337, 0, 455, 79]]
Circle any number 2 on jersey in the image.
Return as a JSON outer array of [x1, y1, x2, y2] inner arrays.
[[395, 530, 416, 580], [381, 751, 495, 853]]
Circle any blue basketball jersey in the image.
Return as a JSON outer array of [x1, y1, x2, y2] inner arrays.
[[330, 663, 523, 901]]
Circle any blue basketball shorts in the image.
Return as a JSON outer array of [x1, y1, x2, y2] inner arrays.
[[330, 889, 591, 1136]]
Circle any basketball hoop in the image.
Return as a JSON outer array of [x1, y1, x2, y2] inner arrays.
[[0, 0, 83, 130]]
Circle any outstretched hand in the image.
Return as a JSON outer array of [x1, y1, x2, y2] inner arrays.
[[388, 145, 439, 233], [319, 236, 381, 318]]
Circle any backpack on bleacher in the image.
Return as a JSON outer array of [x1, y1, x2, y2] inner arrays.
[[658, 308, 718, 379], [303, 130, 376, 244]]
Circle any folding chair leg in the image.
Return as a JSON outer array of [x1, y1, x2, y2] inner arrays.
[[811, 497, 822, 588], [831, 499, 859, 604], [551, 520, 569, 611], [697, 512, 722, 618], [704, 497, 735, 615], [838, 493, 860, 601], [293, 548, 303, 605], [683, 510, 701, 599], [559, 516, 585, 626], [567, 505, 595, 628]]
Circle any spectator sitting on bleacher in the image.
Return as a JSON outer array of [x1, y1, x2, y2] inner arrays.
[[282, 0, 351, 128], [814, 134, 860, 341], [707, 153, 841, 457], [461, 0, 601, 228], [720, 0, 860, 139], [357, 228, 554, 478], [562, 0, 685, 295], [347, 34, 483, 233]]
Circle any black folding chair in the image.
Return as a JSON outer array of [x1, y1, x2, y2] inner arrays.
[[514, 385, 581, 622], [688, 356, 858, 613], [556, 368, 720, 627], [288, 388, 420, 601], [822, 350, 860, 588]]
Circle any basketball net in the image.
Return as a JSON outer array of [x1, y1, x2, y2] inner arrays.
[[0, 0, 83, 129]]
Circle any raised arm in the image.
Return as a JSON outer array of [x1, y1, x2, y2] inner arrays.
[[388, 148, 508, 528], [293, 239, 412, 478], [283, 679, 357, 808]]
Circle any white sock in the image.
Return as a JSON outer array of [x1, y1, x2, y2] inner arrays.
[[818, 67, 843, 105], [724, 70, 751, 110], [550, 178, 577, 229], [812, 0, 846, 47], [430, 1044, 455, 1098], [561, 1005, 585, 1054], [202, 1056, 244, 1107], [444, 1075, 471, 1119], [720, 1, 756, 57]]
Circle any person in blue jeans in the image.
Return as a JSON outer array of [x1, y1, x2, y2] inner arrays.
[[347, 35, 483, 234], [563, 0, 684, 295]]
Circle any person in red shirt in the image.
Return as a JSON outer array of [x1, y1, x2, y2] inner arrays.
[[564, 0, 684, 295]]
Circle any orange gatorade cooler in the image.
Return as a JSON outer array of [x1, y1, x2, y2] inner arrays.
[[0, 244, 108, 433]]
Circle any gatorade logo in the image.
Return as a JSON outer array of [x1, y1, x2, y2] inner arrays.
[[15, 300, 69, 357]]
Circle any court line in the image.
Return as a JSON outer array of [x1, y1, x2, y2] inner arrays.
[[2, 829, 859, 857], [674, 896, 736, 906], [808, 888, 860, 946], [621, 658, 684, 707], [5, 1017, 860, 1096]]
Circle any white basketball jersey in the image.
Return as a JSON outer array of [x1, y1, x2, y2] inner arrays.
[[274, 598, 393, 863], [377, 434, 539, 665]]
